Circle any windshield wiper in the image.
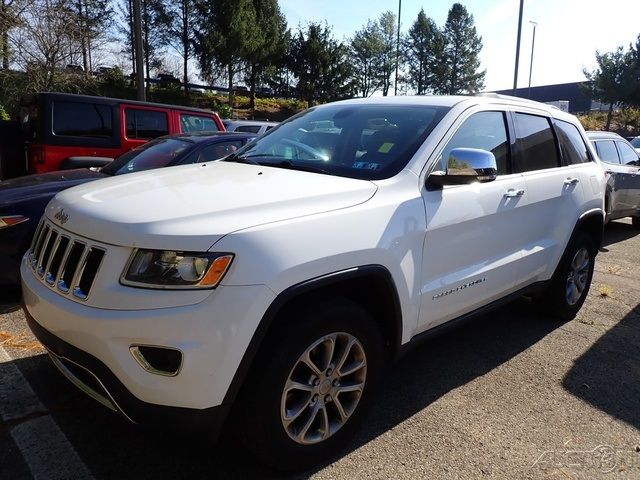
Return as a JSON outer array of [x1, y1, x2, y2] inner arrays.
[[269, 160, 333, 176], [224, 154, 261, 165]]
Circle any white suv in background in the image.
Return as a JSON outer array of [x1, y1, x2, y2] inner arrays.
[[22, 95, 605, 470]]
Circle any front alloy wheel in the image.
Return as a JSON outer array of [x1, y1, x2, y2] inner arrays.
[[281, 332, 367, 445]]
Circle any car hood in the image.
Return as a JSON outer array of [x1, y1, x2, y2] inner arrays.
[[0, 169, 106, 206], [45, 161, 377, 251]]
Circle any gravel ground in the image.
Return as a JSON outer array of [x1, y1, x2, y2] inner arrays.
[[1, 219, 639, 479]]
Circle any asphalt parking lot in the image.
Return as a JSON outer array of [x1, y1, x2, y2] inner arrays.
[[1, 219, 639, 480]]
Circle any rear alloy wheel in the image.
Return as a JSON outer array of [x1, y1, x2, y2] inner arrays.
[[232, 298, 384, 471], [540, 232, 595, 320]]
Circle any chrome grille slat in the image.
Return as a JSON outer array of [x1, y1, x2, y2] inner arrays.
[[58, 242, 86, 293], [29, 218, 45, 254], [32, 224, 49, 267], [46, 236, 71, 285], [36, 227, 53, 276], [29, 219, 106, 301], [73, 248, 105, 300]]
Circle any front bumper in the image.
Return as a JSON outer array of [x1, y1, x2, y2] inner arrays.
[[21, 255, 276, 431]]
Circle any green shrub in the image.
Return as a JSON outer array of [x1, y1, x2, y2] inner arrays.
[[0, 104, 9, 121]]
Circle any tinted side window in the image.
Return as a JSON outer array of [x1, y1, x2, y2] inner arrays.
[[125, 109, 168, 139], [616, 141, 639, 165], [439, 111, 510, 175], [53, 101, 113, 138], [513, 113, 559, 172], [180, 114, 220, 132], [189, 140, 244, 163], [236, 125, 262, 133], [594, 140, 620, 164], [555, 120, 590, 164]]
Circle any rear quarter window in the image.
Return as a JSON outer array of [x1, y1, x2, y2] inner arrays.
[[52, 101, 113, 138], [554, 120, 591, 164]]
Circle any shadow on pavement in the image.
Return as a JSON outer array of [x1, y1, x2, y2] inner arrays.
[[7, 300, 561, 479], [562, 304, 640, 430], [601, 220, 639, 249]]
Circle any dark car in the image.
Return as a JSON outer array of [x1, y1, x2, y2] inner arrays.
[[587, 131, 640, 228], [0, 131, 256, 310]]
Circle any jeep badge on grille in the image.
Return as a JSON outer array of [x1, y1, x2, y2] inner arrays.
[[54, 208, 69, 225]]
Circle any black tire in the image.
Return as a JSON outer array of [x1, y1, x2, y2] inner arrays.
[[632, 216, 640, 229], [231, 297, 385, 471], [539, 232, 596, 321]]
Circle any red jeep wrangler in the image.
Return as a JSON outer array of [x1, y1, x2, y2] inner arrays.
[[20, 92, 225, 173]]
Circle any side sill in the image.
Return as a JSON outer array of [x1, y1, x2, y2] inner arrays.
[[398, 280, 549, 357]]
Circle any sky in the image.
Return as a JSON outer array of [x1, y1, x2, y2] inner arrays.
[[279, 0, 640, 92]]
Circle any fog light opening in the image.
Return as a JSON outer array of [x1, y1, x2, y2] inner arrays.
[[130, 345, 183, 377]]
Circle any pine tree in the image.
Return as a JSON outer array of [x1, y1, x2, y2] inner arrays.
[[194, 0, 257, 104], [441, 3, 485, 95], [376, 11, 397, 96], [289, 23, 353, 107], [243, 0, 288, 109], [405, 9, 444, 95], [351, 19, 384, 97]]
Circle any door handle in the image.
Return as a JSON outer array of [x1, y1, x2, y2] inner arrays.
[[564, 177, 580, 186], [504, 188, 525, 198]]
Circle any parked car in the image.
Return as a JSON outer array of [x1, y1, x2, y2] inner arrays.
[[586, 131, 640, 227], [630, 136, 640, 154], [22, 95, 604, 470], [223, 119, 278, 135], [0, 132, 255, 309], [18, 92, 226, 176]]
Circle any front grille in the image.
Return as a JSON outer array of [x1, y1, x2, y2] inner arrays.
[[28, 219, 105, 300]]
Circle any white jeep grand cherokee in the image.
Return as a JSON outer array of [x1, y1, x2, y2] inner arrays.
[[22, 95, 605, 469]]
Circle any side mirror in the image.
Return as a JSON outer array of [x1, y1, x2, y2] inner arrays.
[[428, 148, 498, 188]]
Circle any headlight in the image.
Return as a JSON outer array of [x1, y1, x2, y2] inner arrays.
[[121, 249, 234, 289]]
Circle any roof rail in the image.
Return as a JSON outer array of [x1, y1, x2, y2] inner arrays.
[[477, 92, 559, 109]]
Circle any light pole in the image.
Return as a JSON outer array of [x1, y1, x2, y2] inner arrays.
[[527, 21, 537, 99], [394, 0, 401, 96], [512, 0, 524, 96]]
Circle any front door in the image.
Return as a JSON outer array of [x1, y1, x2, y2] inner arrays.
[[418, 110, 525, 332]]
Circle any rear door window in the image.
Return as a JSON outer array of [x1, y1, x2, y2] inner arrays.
[[125, 109, 168, 139], [616, 141, 639, 165], [52, 101, 113, 138], [180, 114, 220, 132], [594, 141, 620, 164], [554, 120, 591, 164], [513, 113, 560, 172]]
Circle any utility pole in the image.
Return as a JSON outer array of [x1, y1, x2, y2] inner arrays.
[[527, 21, 537, 99], [394, 0, 402, 96], [132, 0, 146, 101], [512, 0, 524, 96]]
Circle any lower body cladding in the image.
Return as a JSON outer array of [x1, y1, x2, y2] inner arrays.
[[20, 258, 276, 434]]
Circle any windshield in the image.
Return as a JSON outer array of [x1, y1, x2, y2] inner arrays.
[[225, 104, 449, 180], [101, 138, 194, 175]]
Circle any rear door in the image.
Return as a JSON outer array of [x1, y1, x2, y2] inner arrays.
[[593, 139, 627, 217], [615, 140, 640, 210], [509, 111, 585, 286]]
